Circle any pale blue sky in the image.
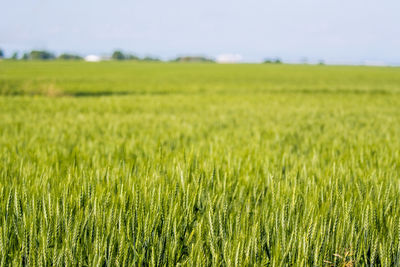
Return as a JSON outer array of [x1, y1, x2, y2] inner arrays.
[[1, 0, 399, 64]]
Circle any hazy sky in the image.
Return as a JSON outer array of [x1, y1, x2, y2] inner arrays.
[[1, 0, 399, 63]]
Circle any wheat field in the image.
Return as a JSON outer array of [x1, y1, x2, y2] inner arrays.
[[1, 61, 400, 266]]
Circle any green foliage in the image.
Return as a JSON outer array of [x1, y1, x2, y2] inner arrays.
[[0, 49, 3, 58], [125, 54, 139, 60], [29, 50, 55, 60], [173, 56, 214, 63], [58, 53, 83, 60], [264, 58, 281, 64], [112, 50, 139, 61], [142, 56, 161, 62], [0, 61, 400, 265], [22, 53, 29, 60], [112, 50, 125, 60], [11, 52, 18, 60]]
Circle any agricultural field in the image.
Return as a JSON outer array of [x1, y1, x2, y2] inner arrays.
[[1, 61, 400, 266]]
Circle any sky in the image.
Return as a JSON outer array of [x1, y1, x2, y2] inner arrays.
[[1, 0, 400, 64]]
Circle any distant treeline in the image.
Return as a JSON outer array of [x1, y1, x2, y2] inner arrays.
[[0, 48, 290, 64], [0, 50, 83, 61], [263, 58, 282, 64], [0, 48, 215, 62], [110, 51, 161, 61], [172, 56, 214, 63]]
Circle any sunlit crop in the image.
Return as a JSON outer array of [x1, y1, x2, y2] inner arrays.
[[1, 61, 400, 265]]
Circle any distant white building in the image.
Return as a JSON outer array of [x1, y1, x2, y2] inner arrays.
[[84, 55, 102, 62], [216, 54, 243, 63]]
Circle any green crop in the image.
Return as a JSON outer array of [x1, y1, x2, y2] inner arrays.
[[0, 61, 400, 266]]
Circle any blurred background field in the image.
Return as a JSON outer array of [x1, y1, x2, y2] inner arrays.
[[1, 61, 400, 96]]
